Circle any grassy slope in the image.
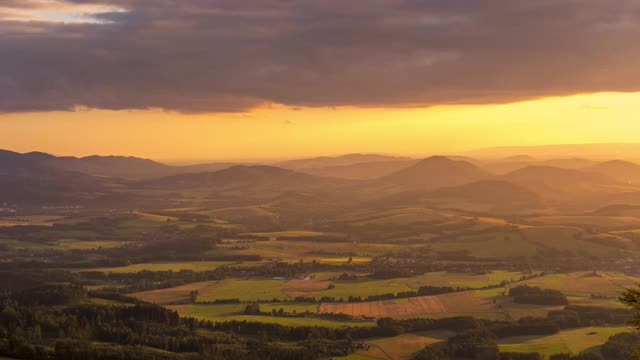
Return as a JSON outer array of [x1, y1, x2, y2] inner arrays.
[[498, 326, 630, 357]]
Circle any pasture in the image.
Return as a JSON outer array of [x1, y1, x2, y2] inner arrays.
[[355, 330, 454, 360], [219, 239, 400, 263], [83, 260, 242, 273], [525, 215, 640, 230], [430, 232, 538, 258], [195, 279, 289, 302], [516, 271, 636, 298], [0, 215, 63, 227], [320, 291, 497, 318], [498, 326, 630, 357], [131, 270, 526, 306], [168, 303, 373, 328], [131, 281, 215, 304]]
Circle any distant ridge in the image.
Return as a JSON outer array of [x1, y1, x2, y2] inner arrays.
[[480, 157, 598, 174], [296, 159, 418, 180], [144, 165, 351, 192], [584, 160, 640, 184], [381, 156, 489, 189], [502, 166, 615, 188], [465, 143, 640, 160], [370, 179, 543, 213], [276, 153, 412, 170], [0, 149, 237, 180]]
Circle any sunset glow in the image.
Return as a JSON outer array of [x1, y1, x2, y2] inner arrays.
[[2, 92, 640, 161]]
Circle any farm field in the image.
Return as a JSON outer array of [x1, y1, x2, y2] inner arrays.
[[131, 281, 216, 304], [81, 260, 246, 273], [168, 303, 374, 328], [195, 279, 289, 302], [517, 271, 636, 298], [525, 215, 640, 230], [215, 271, 523, 302], [498, 326, 631, 358], [429, 233, 538, 258], [53, 239, 130, 250], [320, 291, 497, 318], [354, 330, 454, 360], [242, 230, 325, 239], [0, 215, 63, 227], [219, 239, 401, 262], [0, 238, 129, 250], [128, 268, 637, 323], [519, 226, 628, 256]]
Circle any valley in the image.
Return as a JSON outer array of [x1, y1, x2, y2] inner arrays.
[[2, 149, 640, 359]]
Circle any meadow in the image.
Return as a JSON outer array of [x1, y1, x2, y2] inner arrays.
[[83, 260, 243, 273], [167, 303, 374, 328], [130, 270, 527, 305], [351, 330, 455, 360], [4, 207, 640, 359], [497, 326, 631, 358], [218, 239, 399, 263]]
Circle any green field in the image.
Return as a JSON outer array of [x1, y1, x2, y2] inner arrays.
[[220, 239, 401, 263], [526, 215, 640, 230], [133, 271, 526, 305], [169, 303, 374, 328], [54, 239, 130, 250], [0, 238, 130, 251], [354, 330, 454, 360], [83, 260, 244, 273], [498, 326, 630, 358], [339, 326, 630, 360], [243, 230, 325, 239], [196, 279, 289, 302], [517, 271, 636, 298], [0, 215, 63, 227], [430, 233, 538, 258]]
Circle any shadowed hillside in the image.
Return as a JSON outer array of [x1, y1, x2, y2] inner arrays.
[[143, 165, 352, 193]]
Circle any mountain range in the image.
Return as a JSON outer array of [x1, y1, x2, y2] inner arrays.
[[3, 149, 640, 216]]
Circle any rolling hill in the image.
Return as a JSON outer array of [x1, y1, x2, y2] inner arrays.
[[0, 149, 40, 169], [0, 166, 110, 205], [498, 166, 630, 210], [481, 158, 598, 174], [380, 156, 489, 190], [371, 180, 544, 214], [501, 166, 615, 191], [465, 143, 640, 161], [0, 149, 237, 180], [584, 160, 640, 184], [144, 165, 352, 194], [276, 153, 412, 170], [296, 159, 418, 179]]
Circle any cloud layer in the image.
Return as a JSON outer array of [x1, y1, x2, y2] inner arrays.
[[1, 0, 640, 113]]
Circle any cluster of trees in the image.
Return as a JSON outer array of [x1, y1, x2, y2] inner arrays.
[[509, 285, 569, 305], [0, 287, 353, 360], [599, 332, 640, 359], [13, 284, 88, 306], [242, 303, 354, 321], [215, 284, 473, 305]]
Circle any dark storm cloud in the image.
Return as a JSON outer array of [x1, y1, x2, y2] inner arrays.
[[1, 0, 640, 112]]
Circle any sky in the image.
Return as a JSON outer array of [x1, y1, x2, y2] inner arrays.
[[1, 1, 640, 161]]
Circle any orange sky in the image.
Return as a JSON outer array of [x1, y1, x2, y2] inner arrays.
[[1, 92, 640, 162]]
